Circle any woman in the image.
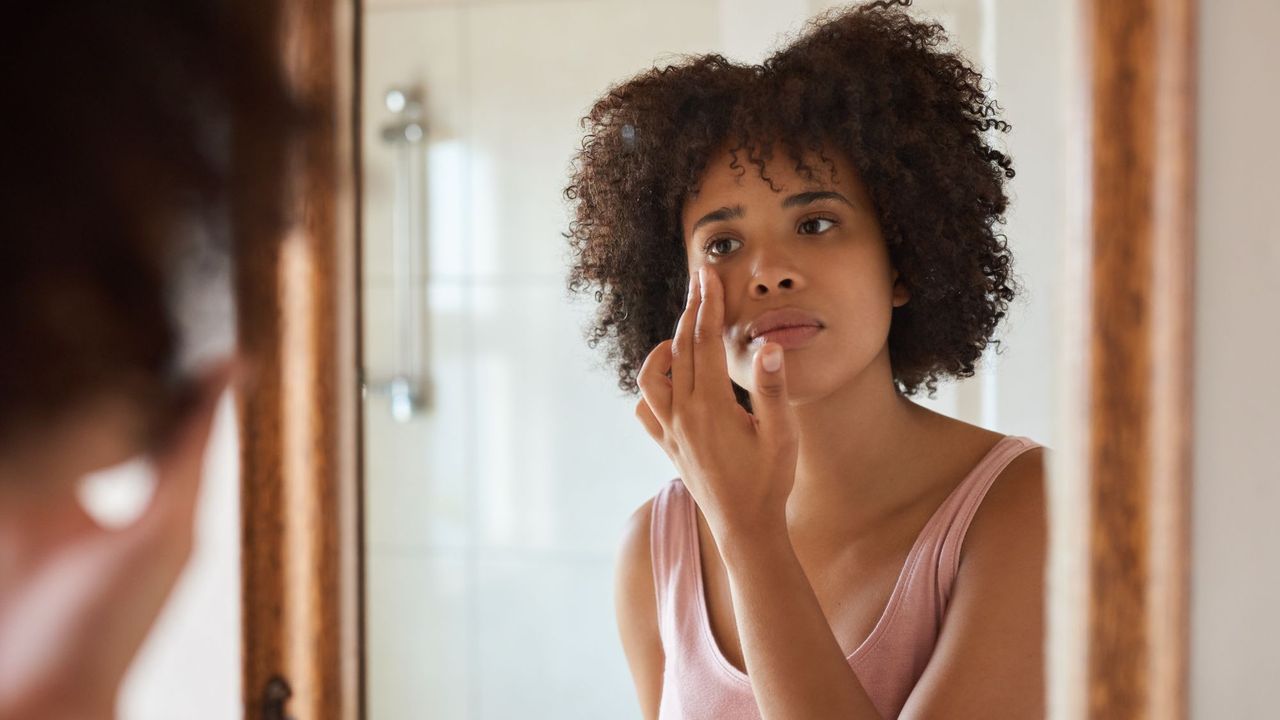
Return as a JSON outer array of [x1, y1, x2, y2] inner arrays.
[[566, 1, 1047, 717]]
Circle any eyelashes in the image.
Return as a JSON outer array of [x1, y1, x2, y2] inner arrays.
[[798, 216, 838, 234], [703, 237, 743, 257], [700, 215, 840, 258]]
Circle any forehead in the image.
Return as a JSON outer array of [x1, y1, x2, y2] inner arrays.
[[681, 143, 866, 225]]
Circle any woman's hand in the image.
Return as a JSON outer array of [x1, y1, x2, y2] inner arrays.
[[634, 266, 800, 542], [0, 363, 234, 720]]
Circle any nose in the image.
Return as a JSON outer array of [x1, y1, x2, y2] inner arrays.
[[748, 256, 805, 298]]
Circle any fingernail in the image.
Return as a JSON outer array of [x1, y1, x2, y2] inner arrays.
[[698, 267, 707, 299], [762, 345, 783, 372]]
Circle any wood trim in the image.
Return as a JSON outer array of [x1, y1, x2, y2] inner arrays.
[[234, 1, 363, 718], [1079, 0, 1196, 717]]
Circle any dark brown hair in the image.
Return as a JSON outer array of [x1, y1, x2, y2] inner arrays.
[[565, 0, 1018, 402], [0, 0, 300, 448]]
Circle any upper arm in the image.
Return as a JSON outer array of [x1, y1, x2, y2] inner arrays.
[[614, 497, 665, 720], [899, 447, 1049, 720]]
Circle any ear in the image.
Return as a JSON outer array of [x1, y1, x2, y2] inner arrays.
[[891, 268, 911, 308]]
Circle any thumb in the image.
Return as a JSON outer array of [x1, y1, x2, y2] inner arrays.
[[749, 343, 797, 442]]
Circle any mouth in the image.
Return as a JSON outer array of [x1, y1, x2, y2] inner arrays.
[[744, 307, 825, 350]]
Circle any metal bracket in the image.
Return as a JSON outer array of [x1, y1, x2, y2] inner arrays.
[[261, 675, 296, 720]]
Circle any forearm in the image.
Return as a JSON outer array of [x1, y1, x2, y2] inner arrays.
[[720, 522, 883, 720], [0, 690, 116, 720]]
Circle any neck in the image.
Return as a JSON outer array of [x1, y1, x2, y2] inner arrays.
[[785, 345, 934, 544]]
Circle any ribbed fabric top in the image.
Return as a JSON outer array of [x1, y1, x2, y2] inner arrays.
[[649, 434, 1043, 720]]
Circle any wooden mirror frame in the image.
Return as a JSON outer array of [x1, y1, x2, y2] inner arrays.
[[232, 1, 363, 718], [230, 0, 1196, 718], [1058, 0, 1197, 717]]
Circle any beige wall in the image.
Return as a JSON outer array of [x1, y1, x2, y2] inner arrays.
[[118, 396, 241, 720], [1191, 0, 1280, 715]]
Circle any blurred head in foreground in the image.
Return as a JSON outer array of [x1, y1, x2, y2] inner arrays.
[[0, 1, 299, 715], [0, 0, 298, 483]]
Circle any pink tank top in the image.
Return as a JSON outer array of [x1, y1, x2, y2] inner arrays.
[[648, 434, 1043, 719]]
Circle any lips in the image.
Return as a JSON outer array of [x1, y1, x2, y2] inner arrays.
[[744, 307, 824, 348]]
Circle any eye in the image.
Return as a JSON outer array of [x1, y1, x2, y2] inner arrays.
[[798, 216, 838, 234], [703, 236, 743, 257]]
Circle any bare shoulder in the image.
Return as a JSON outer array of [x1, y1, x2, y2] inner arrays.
[[614, 496, 664, 720], [616, 496, 658, 625], [965, 444, 1048, 559], [619, 497, 656, 566], [920, 412, 1048, 576], [898, 444, 1049, 719]]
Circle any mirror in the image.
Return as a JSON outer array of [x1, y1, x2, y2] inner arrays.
[[358, 0, 1076, 716]]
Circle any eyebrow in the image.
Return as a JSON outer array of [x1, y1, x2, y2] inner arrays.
[[782, 190, 855, 209], [690, 205, 745, 234], [689, 191, 855, 234]]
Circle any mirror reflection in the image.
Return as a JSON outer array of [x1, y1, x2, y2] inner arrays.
[[360, 0, 1071, 716]]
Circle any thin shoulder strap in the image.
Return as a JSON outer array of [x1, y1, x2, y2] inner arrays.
[[936, 436, 1044, 598], [649, 479, 692, 635]]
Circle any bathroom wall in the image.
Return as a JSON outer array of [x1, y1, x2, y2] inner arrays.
[[116, 395, 241, 720], [360, 3, 719, 716], [1190, 0, 1280, 714]]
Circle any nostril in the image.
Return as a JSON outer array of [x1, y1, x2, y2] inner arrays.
[[779, 278, 793, 289]]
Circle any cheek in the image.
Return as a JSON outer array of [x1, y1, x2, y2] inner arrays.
[[834, 280, 897, 354]]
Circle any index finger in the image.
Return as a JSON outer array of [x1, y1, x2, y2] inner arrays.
[[669, 269, 701, 400], [693, 266, 734, 404]]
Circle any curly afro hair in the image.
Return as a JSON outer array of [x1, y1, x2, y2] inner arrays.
[[564, 0, 1018, 402], [0, 0, 299, 450]]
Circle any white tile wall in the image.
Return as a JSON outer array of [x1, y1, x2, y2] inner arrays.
[[462, 0, 720, 279], [470, 282, 672, 554], [366, 551, 472, 719], [364, 281, 471, 550], [363, 1, 718, 718], [364, 6, 467, 281], [473, 553, 634, 720]]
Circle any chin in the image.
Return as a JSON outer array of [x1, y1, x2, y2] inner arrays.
[[777, 377, 834, 406], [731, 354, 844, 406]]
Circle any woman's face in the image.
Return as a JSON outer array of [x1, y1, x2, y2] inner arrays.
[[680, 144, 910, 404]]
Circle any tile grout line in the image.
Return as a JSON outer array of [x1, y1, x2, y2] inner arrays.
[[457, 5, 482, 718], [368, 543, 617, 562]]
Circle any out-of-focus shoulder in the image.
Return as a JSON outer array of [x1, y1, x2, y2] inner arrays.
[[619, 496, 657, 560]]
